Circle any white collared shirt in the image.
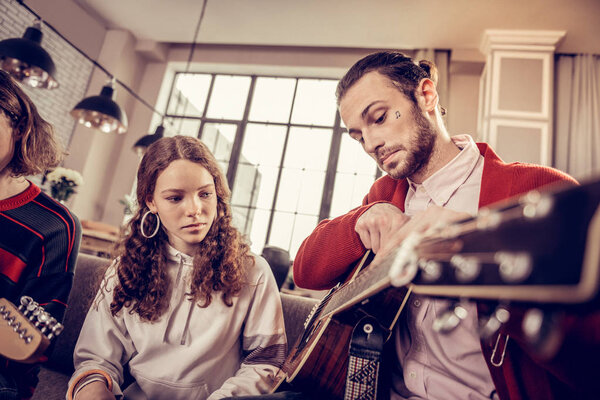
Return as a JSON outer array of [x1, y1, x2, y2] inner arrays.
[[391, 134, 498, 400]]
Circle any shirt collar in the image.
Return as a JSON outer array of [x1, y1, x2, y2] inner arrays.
[[166, 243, 194, 265], [408, 134, 481, 207]]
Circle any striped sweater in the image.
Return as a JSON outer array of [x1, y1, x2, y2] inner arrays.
[[0, 182, 81, 399]]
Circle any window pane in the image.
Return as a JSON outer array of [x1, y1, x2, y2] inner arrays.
[[201, 123, 237, 173], [240, 124, 287, 166], [231, 123, 287, 211], [268, 212, 318, 259], [289, 214, 318, 259], [329, 172, 376, 218], [249, 77, 296, 123], [169, 118, 201, 137], [291, 79, 338, 126], [337, 134, 376, 173], [206, 75, 251, 120], [232, 206, 271, 255], [269, 211, 294, 251], [276, 168, 324, 215], [329, 134, 378, 218], [167, 73, 211, 117], [284, 127, 332, 171]]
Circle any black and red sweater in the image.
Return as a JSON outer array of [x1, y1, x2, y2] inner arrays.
[[0, 182, 81, 399]]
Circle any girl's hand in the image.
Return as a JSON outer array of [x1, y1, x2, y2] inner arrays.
[[75, 381, 115, 400]]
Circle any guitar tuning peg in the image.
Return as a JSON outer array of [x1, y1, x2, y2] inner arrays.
[[36, 310, 51, 330], [450, 255, 481, 283], [433, 303, 468, 333], [12, 321, 21, 332], [479, 305, 511, 340], [495, 251, 532, 283], [522, 308, 564, 359], [47, 323, 64, 340], [418, 259, 442, 282], [521, 190, 554, 219], [19, 296, 34, 313]]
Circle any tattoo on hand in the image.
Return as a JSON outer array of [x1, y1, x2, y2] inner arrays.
[[395, 111, 401, 119]]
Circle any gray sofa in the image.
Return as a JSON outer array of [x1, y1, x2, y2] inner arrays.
[[31, 253, 318, 400]]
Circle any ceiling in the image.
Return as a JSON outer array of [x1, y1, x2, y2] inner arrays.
[[72, 0, 600, 54]]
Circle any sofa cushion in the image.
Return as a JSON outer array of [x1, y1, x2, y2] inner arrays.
[[46, 253, 110, 374]]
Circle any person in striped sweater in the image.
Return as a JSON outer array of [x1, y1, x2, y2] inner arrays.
[[0, 70, 81, 400]]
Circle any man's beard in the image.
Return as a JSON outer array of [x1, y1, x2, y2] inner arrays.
[[385, 106, 437, 180]]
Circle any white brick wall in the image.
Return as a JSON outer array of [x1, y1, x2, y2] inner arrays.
[[0, 0, 94, 150]]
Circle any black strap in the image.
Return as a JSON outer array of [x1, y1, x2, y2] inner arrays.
[[344, 316, 385, 400]]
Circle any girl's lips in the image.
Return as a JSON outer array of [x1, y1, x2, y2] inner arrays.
[[183, 223, 205, 229]]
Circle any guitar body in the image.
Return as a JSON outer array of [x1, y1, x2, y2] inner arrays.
[[271, 178, 600, 398], [275, 287, 411, 398]]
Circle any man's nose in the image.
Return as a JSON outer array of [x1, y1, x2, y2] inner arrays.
[[362, 129, 384, 154]]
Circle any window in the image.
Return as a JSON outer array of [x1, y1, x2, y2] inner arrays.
[[164, 73, 379, 258]]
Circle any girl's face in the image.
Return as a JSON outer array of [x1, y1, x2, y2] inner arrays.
[[0, 110, 15, 175], [146, 159, 218, 255]]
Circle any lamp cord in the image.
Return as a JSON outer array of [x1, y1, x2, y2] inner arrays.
[[16, 0, 164, 120]]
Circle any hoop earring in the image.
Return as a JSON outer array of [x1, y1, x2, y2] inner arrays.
[[140, 210, 160, 238]]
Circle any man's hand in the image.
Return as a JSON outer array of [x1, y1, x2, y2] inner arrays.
[[367, 205, 471, 285], [75, 381, 115, 400], [355, 203, 410, 254]]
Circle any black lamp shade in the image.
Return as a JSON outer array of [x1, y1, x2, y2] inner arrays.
[[133, 125, 165, 155], [71, 84, 128, 134], [0, 23, 58, 89]]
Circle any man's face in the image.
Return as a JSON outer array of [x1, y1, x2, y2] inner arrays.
[[339, 71, 436, 180]]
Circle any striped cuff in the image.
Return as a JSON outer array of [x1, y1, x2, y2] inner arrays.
[[67, 369, 113, 400]]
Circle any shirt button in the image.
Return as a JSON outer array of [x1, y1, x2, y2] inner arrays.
[[413, 299, 421, 307]]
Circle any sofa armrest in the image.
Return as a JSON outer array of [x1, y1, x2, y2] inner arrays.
[[280, 293, 319, 351]]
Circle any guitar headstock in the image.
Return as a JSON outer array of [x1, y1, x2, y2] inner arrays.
[[0, 296, 64, 363], [402, 179, 600, 305]]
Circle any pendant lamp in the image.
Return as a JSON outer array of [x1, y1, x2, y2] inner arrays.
[[0, 20, 58, 89], [133, 124, 165, 156], [71, 79, 128, 134]]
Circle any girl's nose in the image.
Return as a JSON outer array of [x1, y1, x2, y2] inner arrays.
[[187, 198, 201, 216]]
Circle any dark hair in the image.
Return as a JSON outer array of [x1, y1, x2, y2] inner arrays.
[[0, 70, 63, 176], [336, 51, 441, 112], [110, 135, 252, 321]]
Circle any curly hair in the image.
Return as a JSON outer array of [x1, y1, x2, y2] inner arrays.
[[109, 135, 253, 322], [0, 70, 63, 176]]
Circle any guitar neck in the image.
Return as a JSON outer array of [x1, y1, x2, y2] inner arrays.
[[321, 177, 600, 313], [321, 258, 393, 317]]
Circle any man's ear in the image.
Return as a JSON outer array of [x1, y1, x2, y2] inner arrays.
[[417, 78, 439, 114]]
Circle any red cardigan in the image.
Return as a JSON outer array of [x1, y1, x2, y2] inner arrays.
[[293, 143, 599, 399]]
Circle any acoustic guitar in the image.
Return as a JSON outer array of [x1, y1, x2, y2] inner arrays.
[[271, 178, 600, 399], [0, 296, 64, 363]]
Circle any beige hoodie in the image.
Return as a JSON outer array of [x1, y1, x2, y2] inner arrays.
[[68, 244, 287, 399]]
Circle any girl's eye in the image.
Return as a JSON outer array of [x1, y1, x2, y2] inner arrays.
[[166, 196, 181, 202], [199, 192, 212, 198]]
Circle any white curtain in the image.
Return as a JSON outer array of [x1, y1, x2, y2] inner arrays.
[[555, 54, 600, 180]]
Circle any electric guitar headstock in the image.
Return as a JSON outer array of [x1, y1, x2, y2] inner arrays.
[[0, 296, 64, 363]]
